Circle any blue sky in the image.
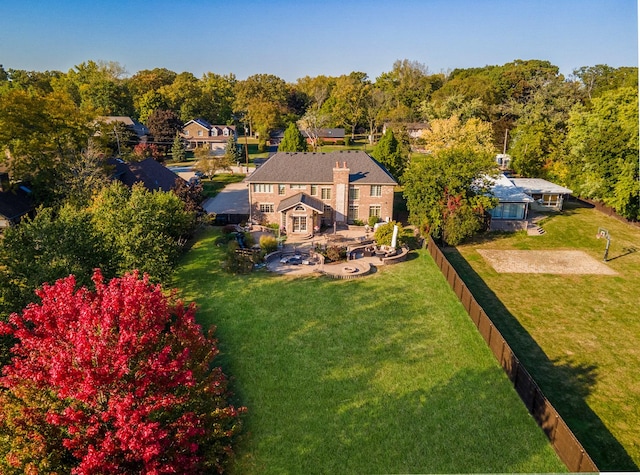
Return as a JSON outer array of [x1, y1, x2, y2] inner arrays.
[[0, 0, 637, 82]]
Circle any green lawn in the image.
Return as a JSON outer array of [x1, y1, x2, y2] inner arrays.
[[447, 202, 640, 471], [173, 228, 565, 474]]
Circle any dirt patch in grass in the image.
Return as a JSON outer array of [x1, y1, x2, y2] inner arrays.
[[477, 250, 618, 275]]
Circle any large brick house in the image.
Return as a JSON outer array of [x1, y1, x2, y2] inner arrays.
[[247, 151, 397, 235], [181, 119, 236, 154]]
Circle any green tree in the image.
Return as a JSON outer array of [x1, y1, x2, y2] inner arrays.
[[234, 74, 289, 137], [200, 72, 237, 124], [171, 133, 186, 162], [157, 72, 204, 122], [0, 205, 110, 318], [402, 147, 497, 241], [90, 182, 195, 282], [375, 59, 440, 122], [0, 88, 93, 205], [61, 60, 134, 116], [564, 86, 639, 219], [278, 122, 307, 152], [193, 146, 232, 178], [224, 135, 242, 163], [371, 129, 407, 178], [509, 78, 584, 177], [330, 72, 370, 138]]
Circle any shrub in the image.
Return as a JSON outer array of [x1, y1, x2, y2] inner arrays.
[[368, 215, 379, 227], [325, 245, 346, 262], [352, 219, 365, 226], [260, 235, 278, 254], [344, 137, 352, 146], [335, 140, 345, 146]]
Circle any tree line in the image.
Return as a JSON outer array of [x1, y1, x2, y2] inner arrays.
[[2, 59, 637, 214]]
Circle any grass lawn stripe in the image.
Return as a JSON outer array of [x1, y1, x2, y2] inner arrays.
[[174, 228, 565, 474]]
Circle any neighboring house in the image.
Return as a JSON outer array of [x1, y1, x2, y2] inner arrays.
[[382, 122, 430, 139], [269, 128, 345, 146], [246, 151, 397, 235], [510, 178, 573, 211], [109, 157, 185, 192], [487, 173, 535, 231], [0, 173, 34, 229], [487, 174, 573, 231], [182, 119, 236, 154], [97, 116, 150, 142]]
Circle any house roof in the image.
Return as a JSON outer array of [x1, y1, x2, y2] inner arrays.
[[247, 151, 397, 186], [510, 178, 573, 195], [0, 187, 34, 221], [97, 116, 150, 138], [186, 118, 212, 129], [276, 192, 325, 213], [109, 157, 184, 192], [488, 174, 534, 203]]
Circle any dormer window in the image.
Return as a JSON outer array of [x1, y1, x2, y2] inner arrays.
[[223, 128, 229, 136]]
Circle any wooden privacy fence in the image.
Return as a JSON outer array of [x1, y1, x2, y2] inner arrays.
[[426, 236, 598, 473]]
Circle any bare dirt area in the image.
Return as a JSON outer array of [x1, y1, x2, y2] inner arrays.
[[477, 249, 618, 275]]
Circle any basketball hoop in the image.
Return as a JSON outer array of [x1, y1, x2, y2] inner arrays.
[[596, 228, 611, 262]]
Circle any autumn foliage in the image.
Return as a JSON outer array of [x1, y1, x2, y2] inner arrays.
[[0, 270, 243, 474]]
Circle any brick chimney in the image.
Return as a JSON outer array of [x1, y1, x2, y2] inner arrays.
[[332, 160, 350, 223]]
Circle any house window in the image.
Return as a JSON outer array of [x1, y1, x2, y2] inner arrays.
[[290, 184, 306, 189], [321, 187, 332, 200], [197, 130, 203, 137], [184, 130, 190, 136], [369, 205, 381, 218], [259, 203, 274, 213], [349, 186, 360, 200], [491, 203, 525, 220], [310, 185, 318, 196], [370, 185, 382, 197], [542, 194, 558, 207], [292, 216, 307, 232], [278, 184, 285, 195], [252, 184, 273, 193], [223, 128, 229, 136], [348, 204, 359, 221]]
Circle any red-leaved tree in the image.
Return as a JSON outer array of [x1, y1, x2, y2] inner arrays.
[[0, 270, 243, 474]]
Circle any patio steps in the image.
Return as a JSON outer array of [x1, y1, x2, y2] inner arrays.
[[527, 225, 546, 236]]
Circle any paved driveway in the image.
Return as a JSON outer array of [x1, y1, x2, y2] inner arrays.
[[202, 181, 250, 215]]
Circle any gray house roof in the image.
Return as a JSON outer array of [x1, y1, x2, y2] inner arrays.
[[109, 157, 185, 192], [247, 151, 397, 186], [510, 178, 573, 195], [487, 174, 534, 203], [276, 192, 325, 213]]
